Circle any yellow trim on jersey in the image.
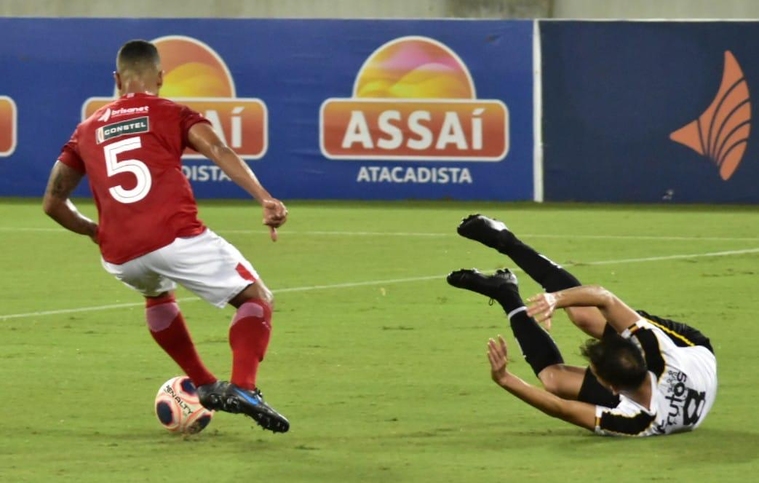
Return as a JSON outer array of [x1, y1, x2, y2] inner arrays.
[[643, 319, 696, 347]]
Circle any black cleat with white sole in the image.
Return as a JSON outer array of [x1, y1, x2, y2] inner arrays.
[[447, 268, 520, 300], [456, 214, 515, 251]]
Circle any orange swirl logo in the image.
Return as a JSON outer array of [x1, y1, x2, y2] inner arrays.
[[0, 96, 17, 156], [82, 36, 267, 159], [670, 51, 750, 180], [320, 36, 509, 161]]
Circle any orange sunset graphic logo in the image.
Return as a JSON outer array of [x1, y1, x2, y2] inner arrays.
[[670, 51, 750, 180], [320, 36, 509, 161], [0, 96, 17, 156], [82, 35, 267, 159]]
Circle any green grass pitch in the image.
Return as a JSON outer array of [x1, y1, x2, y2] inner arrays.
[[1, 199, 758, 482]]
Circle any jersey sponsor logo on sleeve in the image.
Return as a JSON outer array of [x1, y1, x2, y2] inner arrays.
[[670, 51, 750, 181], [320, 36, 509, 162], [82, 36, 267, 159], [96, 117, 150, 144], [0, 95, 17, 156]]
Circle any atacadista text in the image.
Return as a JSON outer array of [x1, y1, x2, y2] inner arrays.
[[356, 166, 472, 184]]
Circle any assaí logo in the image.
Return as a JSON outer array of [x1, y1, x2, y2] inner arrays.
[[82, 35, 267, 182], [670, 51, 750, 181], [0, 95, 17, 157], [320, 36, 509, 184]]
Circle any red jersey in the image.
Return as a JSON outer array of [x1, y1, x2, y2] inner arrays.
[[58, 93, 210, 264]]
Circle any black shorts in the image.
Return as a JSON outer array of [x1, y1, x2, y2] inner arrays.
[[633, 310, 714, 354], [576, 311, 713, 407]]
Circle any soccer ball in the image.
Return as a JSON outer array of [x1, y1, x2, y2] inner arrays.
[[154, 376, 214, 434]]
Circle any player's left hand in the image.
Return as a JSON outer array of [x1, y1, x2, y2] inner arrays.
[[86, 222, 99, 245], [487, 335, 510, 386], [526, 292, 557, 329]]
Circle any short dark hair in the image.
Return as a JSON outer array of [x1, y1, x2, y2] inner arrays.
[[116, 39, 160, 73], [580, 335, 648, 391]]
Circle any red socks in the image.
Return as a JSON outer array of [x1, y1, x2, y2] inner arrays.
[[145, 295, 273, 391], [145, 294, 216, 388], [228, 299, 272, 390]]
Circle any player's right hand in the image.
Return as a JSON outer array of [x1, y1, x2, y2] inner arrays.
[[261, 199, 288, 242], [487, 335, 510, 386]]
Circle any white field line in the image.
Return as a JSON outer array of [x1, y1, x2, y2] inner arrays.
[[1, 247, 758, 321], [2, 226, 759, 242]]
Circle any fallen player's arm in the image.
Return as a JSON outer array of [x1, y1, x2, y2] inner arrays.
[[537, 285, 641, 335], [488, 336, 596, 431], [496, 372, 597, 431]]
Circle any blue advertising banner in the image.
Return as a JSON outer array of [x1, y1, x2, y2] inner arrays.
[[541, 21, 758, 203], [0, 19, 534, 200]]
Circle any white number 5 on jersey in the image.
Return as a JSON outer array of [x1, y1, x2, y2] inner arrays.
[[103, 137, 152, 204]]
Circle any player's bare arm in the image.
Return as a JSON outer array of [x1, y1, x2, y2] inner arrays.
[[487, 336, 596, 431], [187, 122, 288, 235], [526, 285, 641, 335], [42, 161, 98, 243]]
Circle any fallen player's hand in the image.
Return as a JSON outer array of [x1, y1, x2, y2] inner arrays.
[[487, 335, 510, 386], [526, 293, 557, 329]]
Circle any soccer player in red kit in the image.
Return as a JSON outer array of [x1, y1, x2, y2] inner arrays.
[[42, 39, 290, 433]]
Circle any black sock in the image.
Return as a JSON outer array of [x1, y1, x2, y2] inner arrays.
[[505, 307, 564, 376], [499, 237, 581, 292], [491, 287, 564, 376]]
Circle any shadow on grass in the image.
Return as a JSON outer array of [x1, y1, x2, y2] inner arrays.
[[376, 422, 759, 466], [557, 427, 759, 464], [80, 426, 283, 452]]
